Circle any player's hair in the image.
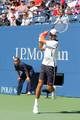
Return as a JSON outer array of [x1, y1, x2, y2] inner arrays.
[[13, 57, 20, 62], [49, 32, 57, 40]]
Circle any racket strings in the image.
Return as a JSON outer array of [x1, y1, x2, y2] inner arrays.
[[54, 16, 69, 33]]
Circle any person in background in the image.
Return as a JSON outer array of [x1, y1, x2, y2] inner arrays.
[[29, 0, 38, 17], [0, 13, 10, 26], [21, 11, 30, 25], [16, 0, 28, 13], [16, 11, 23, 25], [7, 6, 19, 21], [9, 14, 17, 26], [13, 57, 35, 95], [9, 14, 21, 26]]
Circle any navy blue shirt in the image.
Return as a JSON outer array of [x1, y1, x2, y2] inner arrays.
[[14, 62, 33, 79]]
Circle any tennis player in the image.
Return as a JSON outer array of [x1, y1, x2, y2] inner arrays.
[[33, 28, 59, 114]]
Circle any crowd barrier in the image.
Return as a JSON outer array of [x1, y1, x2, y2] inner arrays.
[[0, 23, 80, 97]]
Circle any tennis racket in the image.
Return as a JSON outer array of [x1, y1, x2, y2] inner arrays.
[[52, 15, 69, 33]]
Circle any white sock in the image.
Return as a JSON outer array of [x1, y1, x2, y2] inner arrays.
[[33, 98, 39, 113], [34, 98, 38, 106]]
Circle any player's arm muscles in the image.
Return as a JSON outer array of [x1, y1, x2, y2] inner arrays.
[[38, 42, 46, 51], [38, 31, 48, 51]]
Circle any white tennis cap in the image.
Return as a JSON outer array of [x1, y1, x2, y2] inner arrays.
[[50, 28, 57, 35]]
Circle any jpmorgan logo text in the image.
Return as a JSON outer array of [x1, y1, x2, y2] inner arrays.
[[13, 47, 69, 61]]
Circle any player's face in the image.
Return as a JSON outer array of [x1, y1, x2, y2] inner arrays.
[[49, 34, 57, 40], [14, 60, 20, 65]]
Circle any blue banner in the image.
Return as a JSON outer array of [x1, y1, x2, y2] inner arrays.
[[0, 23, 80, 97]]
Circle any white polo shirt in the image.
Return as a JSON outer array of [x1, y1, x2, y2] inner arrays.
[[42, 40, 58, 67]]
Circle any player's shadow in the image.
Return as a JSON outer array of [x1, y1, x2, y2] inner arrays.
[[40, 111, 80, 114], [59, 111, 80, 114]]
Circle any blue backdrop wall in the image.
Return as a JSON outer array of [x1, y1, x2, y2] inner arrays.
[[0, 23, 80, 97]]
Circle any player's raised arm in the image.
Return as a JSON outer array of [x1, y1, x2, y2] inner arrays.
[[38, 31, 48, 50]]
